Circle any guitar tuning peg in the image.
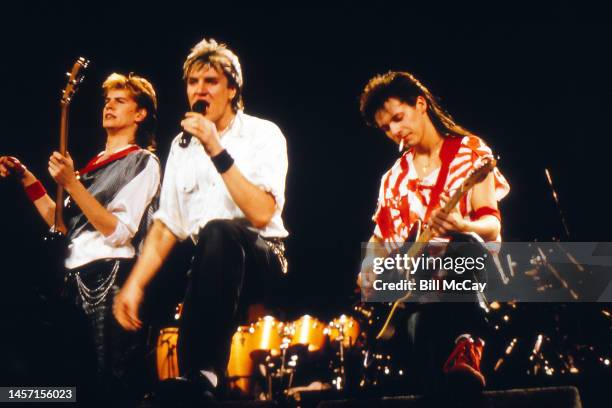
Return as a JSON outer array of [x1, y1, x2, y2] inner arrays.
[[78, 57, 90, 68], [65, 72, 71, 78]]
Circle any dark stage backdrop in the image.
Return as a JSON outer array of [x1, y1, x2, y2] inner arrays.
[[1, 4, 610, 320]]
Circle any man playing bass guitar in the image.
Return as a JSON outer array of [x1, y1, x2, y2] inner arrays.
[[0, 72, 160, 407], [358, 71, 510, 396]]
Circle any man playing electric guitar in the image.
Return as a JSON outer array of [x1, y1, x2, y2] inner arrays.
[[358, 71, 510, 396]]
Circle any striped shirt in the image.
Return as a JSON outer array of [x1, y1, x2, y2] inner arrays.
[[65, 145, 160, 269], [372, 135, 510, 242]]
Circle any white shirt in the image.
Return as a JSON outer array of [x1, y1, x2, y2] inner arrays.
[[154, 110, 288, 242], [65, 148, 161, 269]]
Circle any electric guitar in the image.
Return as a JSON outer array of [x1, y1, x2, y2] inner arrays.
[[364, 156, 498, 339]]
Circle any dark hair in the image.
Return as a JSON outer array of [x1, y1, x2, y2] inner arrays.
[[359, 71, 473, 138], [103, 73, 158, 151]]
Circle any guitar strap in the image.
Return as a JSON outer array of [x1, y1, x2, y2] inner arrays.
[[423, 136, 462, 223]]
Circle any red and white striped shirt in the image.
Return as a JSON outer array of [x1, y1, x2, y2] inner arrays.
[[372, 135, 510, 242]]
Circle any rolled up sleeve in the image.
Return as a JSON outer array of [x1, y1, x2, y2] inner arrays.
[[247, 122, 288, 211]]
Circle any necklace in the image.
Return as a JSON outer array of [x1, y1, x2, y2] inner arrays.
[[415, 139, 444, 176]]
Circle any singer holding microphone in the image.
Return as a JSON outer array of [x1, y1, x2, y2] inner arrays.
[[113, 37, 289, 403]]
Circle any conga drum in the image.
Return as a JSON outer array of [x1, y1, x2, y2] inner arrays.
[[156, 327, 179, 380], [227, 326, 256, 395]]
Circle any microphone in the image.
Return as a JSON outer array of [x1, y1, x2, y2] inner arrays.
[[179, 100, 208, 148]]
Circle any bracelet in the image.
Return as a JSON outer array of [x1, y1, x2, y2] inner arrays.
[[25, 180, 47, 202], [211, 149, 234, 174]]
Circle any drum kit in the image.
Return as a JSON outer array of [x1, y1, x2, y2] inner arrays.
[[155, 238, 611, 401], [156, 311, 373, 400]]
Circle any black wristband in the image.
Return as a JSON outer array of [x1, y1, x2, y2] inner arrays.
[[211, 149, 234, 174]]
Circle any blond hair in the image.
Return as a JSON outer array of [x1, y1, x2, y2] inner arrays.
[[102, 73, 158, 151], [183, 38, 243, 111]]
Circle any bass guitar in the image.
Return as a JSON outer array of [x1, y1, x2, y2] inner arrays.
[[44, 57, 89, 284]]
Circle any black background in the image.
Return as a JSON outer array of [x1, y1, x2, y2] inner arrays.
[[0, 1, 610, 402]]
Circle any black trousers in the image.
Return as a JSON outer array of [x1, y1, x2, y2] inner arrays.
[[404, 302, 488, 394], [402, 233, 492, 393], [65, 258, 146, 407], [177, 219, 282, 377]]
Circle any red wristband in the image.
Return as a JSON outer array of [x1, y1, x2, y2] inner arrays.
[[25, 180, 46, 202], [470, 206, 501, 221]]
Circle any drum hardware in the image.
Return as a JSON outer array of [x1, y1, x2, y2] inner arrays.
[[174, 303, 183, 320], [544, 168, 571, 239], [359, 350, 404, 388], [327, 315, 361, 390], [534, 246, 579, 300], [527, 333, 572, 377], [493, 337, 518, 372], [237, 316, 306, 401], [249, 316, 285, 400], [329, 335, 346, 391], [260, 343, 299, 401], [267, 332, 296, 400]]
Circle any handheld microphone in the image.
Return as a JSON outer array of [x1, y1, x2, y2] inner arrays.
[[179, 100, 208, 148]]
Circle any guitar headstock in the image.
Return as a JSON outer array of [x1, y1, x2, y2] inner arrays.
[[61, 57, 90, 106]]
